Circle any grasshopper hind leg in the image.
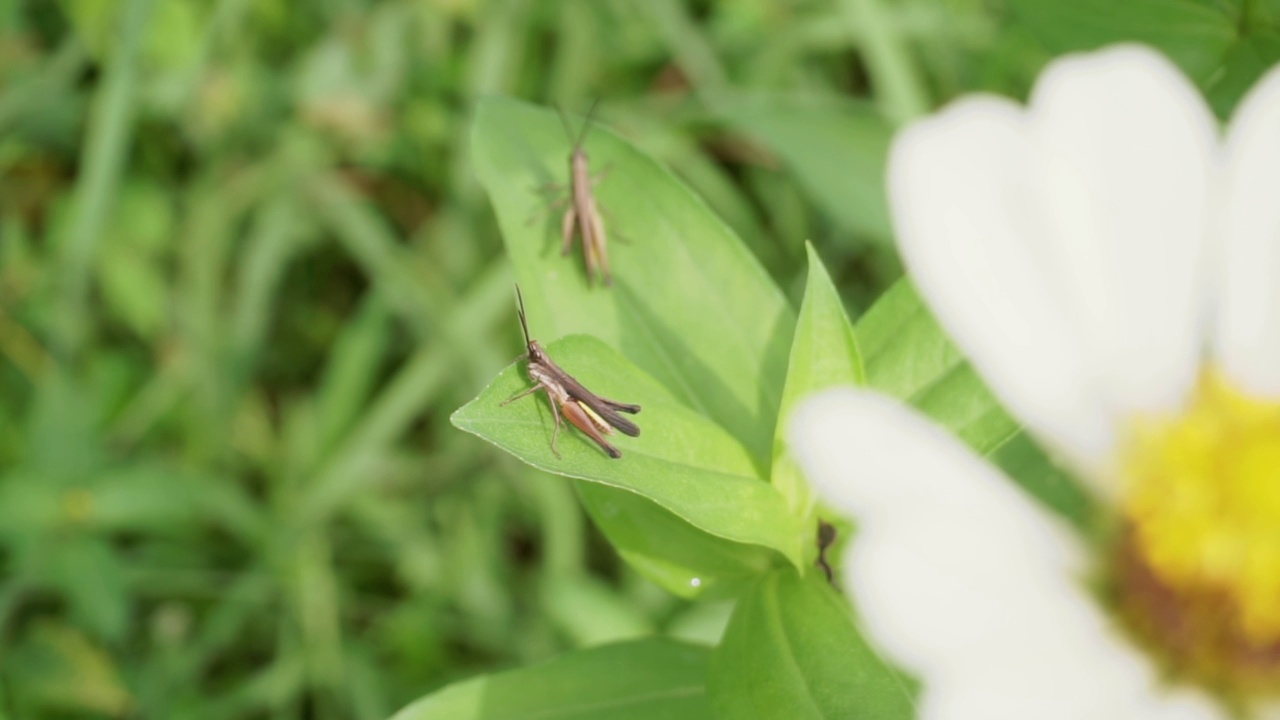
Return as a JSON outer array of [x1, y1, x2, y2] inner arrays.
[[547, 393, 564, 459], [561, 207, 577, 257], [588, 209, 611, 286], [562, 399, 623, 458]]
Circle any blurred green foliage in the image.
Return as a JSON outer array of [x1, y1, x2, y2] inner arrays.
[[3, 0, 1279, 718]]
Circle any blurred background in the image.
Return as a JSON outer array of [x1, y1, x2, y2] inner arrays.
[[0, 0, 1120, 717]]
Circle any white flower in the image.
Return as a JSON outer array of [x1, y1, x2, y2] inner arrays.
[[790, 45, 1280, 719]]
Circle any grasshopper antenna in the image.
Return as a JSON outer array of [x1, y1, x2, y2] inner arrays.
[[514, 284, 532, 347], [556, 98, 602, 151], [555, 104, 576, 146], [574, 98, 601, 150]]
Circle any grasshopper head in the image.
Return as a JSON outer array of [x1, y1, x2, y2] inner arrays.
[[526, 339, 548, 364], [570, 147, 590, 174]]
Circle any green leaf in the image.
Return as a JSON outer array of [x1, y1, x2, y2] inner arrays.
[[390, 638, 712, 720], [98, 182, 173, 338], [577, 483, 778, 599], [55, 0, 150, 356], [451, 335, 804, 566], [89, 463, 201, 531], [315, 293, 392, 453], [707, 568, 914, 720], [99, 244, 168, 335], [772, 244, 864, 524], [990, 432, 1097, 530], [856, 279, 1017, 455], [470, 96, 795, 467], [857, 280, 1096, 525], [6, 621, 132, 716], [539, 574, 654, 647], [1006, 0, 1236, 85], [1205, 33, 1280, 117], [50, 538, 129, 643], [721, 95, 894, 243]]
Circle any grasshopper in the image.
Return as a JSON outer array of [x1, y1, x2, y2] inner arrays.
[[550, 100, 614, 286], [501, 286, 640, 458]]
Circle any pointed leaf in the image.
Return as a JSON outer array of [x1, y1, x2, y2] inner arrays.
[[855, 279, 1018, 455], [471, 96, 795, 466], [773, 244, 865, 523], [708, 568, 915, 719], [857, 279, 1094, 522], [577, 483, 778, 599]]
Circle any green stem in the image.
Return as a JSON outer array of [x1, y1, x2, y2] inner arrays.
[[841, 0, 931, 125], [56, 0, 152, 359]]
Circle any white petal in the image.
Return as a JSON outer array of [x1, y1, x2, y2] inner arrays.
[[889, 96, 1115, 474], [789, 389, 1223, 720], [889, 46, 1218, 484], [1027, 45, 1217, 419], [1215, 62, 1280, 398]]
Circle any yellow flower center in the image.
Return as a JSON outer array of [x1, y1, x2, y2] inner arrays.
[[1114, 370, 1280, 695]]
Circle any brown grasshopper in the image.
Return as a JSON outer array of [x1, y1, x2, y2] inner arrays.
[[551, 100, 614, 286], [501, 286, 640, 458]]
